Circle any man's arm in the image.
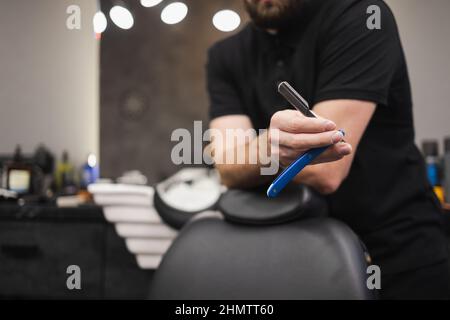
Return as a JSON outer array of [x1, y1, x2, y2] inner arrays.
[[292, 99, 376, 194], [209, 115, 268, 188], [209, 110, 353, 189]]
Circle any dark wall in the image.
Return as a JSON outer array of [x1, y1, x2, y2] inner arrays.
[[100, 0, 247, 183]]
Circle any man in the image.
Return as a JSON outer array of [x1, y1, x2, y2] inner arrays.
[[206, 0, 449, 299]]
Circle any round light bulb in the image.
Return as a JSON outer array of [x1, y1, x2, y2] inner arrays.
[[161, 2, 188, 25], [140, 0, 163, 7], [212, 10, 241, 32], [109, 6, 134, 30], [93, 11, 107, 34]]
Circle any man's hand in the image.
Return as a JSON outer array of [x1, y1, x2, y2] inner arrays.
[[269, 109, 352, 168]]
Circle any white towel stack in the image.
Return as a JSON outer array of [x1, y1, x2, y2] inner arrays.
[[88, 183, 178, 269]]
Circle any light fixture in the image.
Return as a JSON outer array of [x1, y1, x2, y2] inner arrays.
[[160, 2, 188, 25], [212, 9, 241, 32], [140, 0, 164, 7], [93, 11, 107, 34], [109, 5, 134, 29]]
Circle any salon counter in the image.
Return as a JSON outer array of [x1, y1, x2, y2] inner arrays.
[[0, 203, 153, 299]]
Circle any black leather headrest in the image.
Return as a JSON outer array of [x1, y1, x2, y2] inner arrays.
[[149, 217, 375, 300], [218, 184, 327, 225]]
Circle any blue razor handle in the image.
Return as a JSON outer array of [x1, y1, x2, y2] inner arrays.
[[266, 146, 329, 198]]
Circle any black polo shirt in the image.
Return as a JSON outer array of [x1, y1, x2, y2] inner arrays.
[[206, 0, 448, 275]]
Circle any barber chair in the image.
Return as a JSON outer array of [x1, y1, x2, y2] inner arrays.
[[149, 182, 375, 300]]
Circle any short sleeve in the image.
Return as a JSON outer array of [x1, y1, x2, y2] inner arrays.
[[206, 43, 245, 120], [315, 1, 401, 106]]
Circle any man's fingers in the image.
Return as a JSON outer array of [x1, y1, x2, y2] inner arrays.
[[311, 143, 352, 164], [275, 129, 345, 150], [271, 110, 336, 133], [277, 143, 352, 167], [269, 109, 349, 167], [280, 142, 352, 162]]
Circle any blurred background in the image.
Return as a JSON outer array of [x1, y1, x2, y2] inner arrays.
[[1, 0, 248, 184], [0, 0, 449, 299], [1, 0, 449, 183]]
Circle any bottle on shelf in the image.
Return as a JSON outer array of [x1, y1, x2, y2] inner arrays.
[[422, 140, 444, 203], [54, 151, 77, 195], [80, 153, 99, 189], [443, 137, 450, 205]]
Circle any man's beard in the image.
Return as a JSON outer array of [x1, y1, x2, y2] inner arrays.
[[243, 0, 305, 30]]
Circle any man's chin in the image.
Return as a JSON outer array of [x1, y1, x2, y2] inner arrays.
[[244, 0, 304, 30]]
